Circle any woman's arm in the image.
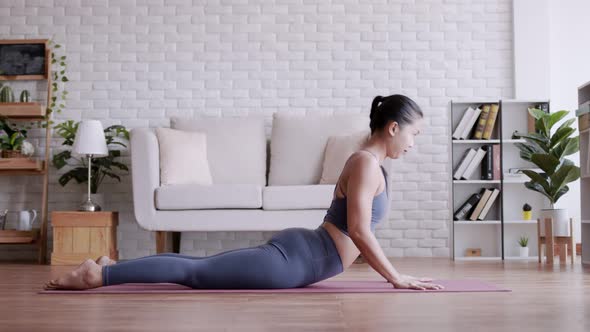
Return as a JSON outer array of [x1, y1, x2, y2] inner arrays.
[[344, 155, 444, 290], [344, 156, 402, 284]]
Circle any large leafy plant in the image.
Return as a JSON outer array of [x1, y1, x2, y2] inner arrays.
[[52, 120, 130, 194], [511, 108, 580, 208]]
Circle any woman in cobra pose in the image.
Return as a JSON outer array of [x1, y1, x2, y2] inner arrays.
[[44, 94, 444, 291]]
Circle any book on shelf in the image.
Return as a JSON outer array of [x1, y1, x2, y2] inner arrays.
[[453, 148, 476, 180], [452, 107, 475, 140], [469, 188, 493, 220], [477, 188, 500, 220], [460, 106, 482, 139], [492, 144, 501, 180], [473, 104, 490, 139], [481, 144, 493, 180], [480, 144, 501, 180], [482, 104, 499, 140], [461, 147, 486, 180], [453, 189, 484, 221]]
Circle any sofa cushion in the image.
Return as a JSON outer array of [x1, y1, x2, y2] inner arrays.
[[155, 127, 213, 186], [262, 185, 335, 210], [320, 129, 370, 184], [171, 116, 267, 186], [269, 112, 369, 185], [156, 184, 262, 210]]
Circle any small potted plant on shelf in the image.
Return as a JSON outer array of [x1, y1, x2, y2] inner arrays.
[[522, 203, 532, 220], [0, 118, 31, 158], [52, 120, 130, 209], [512, 108, 580, 236], [518, 236, 529, 257]]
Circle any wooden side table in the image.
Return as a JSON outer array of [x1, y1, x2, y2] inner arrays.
[[50, 211, 118, 265]]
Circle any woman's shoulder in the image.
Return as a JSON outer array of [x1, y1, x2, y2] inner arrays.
[[343, 151, 383, 182]]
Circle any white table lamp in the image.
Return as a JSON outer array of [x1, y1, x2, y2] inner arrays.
[[72, 120, 108, 211]]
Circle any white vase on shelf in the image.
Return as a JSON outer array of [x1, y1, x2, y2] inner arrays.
[[519, 246, 529, 257]]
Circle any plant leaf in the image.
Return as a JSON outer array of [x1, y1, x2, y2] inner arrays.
[[547, 110, 569, 131], [531, 154, 560, 174]]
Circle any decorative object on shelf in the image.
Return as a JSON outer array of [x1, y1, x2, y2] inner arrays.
[[0, 84, 15, 102], [20, 140, 34, 157], [0, 209, 7, 230], [0, 118, 28, 158], [518, 236, 529, 257], [0, 41, 46, 76], [466, 248, 482, 257], [19, 89, 30, 102], [522, 203, 532, 220], [17, 209, 37, 231], [52, 120, 130, 211], [512, 108, 580, 236]]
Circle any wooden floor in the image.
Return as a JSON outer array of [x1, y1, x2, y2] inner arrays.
[[0, 257, 589, 332]]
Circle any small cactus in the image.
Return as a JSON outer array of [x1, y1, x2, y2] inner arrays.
[[523, 203, 532, 211], [19, 90, 30, 102], [518, 236, 529, 247], [0, 85, 15, 102]]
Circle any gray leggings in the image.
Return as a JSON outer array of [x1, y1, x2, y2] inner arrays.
[[102, 226, 344, 289]]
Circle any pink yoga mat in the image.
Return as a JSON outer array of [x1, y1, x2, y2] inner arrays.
[[39, 279, 510, 294]]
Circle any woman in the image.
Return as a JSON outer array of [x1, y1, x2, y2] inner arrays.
[[44, 94, 444, 291]]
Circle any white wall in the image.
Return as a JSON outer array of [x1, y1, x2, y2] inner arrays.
[[513, 0, 586, 243], [0, 0, 514, 261], [548, 0, 590, 243]]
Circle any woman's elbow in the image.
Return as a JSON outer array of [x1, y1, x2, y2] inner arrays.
[[349, 228, 371, 241]]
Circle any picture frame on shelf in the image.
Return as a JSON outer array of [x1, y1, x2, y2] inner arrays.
[[0, 39, 49, 80]]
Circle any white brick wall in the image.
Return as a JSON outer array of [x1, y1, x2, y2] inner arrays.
[[0, 0, 514, 261]]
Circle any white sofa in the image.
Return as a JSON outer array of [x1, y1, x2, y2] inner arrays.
[[130, 112, 380, 253]]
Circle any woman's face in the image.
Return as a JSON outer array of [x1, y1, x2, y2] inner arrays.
[[385, 117, 424, 159]]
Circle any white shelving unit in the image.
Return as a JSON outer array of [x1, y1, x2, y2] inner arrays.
[[449, 99, 550, 261], [578, 82, 590, 266]]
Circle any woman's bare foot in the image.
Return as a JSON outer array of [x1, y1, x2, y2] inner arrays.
[[43, 259, 103, 290], [95, 255, 117, 266]]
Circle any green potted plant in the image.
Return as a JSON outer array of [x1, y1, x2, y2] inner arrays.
[[0, 118, 32, 158], [512, 108, 580, 236], [518, 236, 529, 257], [52, 120, 130, 208]]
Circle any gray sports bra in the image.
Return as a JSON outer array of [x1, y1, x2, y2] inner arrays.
[[323, 150, 389, 236]]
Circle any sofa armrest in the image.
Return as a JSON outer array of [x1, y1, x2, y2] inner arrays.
[[130, 128, 160, 230]]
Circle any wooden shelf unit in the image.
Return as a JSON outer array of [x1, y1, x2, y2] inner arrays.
[[0, 39, 52, 264], [449, 99, 551, 261]]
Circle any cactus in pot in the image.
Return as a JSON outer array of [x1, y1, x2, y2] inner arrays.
[[20, 90, 31, 102], [0, 85, 15, 102]]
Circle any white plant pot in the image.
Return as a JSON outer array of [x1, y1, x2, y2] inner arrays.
[[539, 208, 570, 237], [519, 246, 529, 257]]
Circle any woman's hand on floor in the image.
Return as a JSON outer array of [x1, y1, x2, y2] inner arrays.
[[389, 275, 444, 290]]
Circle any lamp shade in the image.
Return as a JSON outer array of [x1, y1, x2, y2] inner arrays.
[[72, 120, 108, 157]]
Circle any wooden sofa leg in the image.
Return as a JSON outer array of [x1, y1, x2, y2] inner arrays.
[[156, 231, 181, 254], [156, 231, 169, 253]]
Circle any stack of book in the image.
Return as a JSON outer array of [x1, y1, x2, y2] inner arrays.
[[453, 188, 501, 221], [453, 144, 501, 180], [452, 104, 500, 140]]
